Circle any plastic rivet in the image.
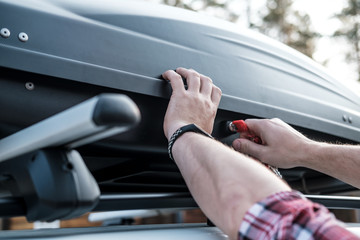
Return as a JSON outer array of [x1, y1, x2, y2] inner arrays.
[[18, 32, 28, 42], [25, 82, 35, 90], [0, 28, 10, 38]]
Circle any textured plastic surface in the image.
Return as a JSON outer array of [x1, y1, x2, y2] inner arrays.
[[0, 0, 359, 142]]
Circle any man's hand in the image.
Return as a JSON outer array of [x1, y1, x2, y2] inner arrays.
[[232, 118, 314, 168], [162, 67, 222, 140]]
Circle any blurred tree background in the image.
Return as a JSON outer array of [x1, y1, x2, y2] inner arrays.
[[255, 0, 318, 58], [152, 0, 360, 83], [332, 0, 360, 81]]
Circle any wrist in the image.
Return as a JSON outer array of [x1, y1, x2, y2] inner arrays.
[[167, 124, 213, 161], [299, 140, 325, 168], [165, 122, 188, 141]]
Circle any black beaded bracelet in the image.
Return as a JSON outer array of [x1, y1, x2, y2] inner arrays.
[[168, 124, 214, 161]]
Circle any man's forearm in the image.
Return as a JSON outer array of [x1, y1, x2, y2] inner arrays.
[[304, 142, 360, 188], [172, 132, 290, 240]]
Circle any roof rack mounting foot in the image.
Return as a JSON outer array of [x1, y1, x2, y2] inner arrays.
[[0, 148, 99, 222]]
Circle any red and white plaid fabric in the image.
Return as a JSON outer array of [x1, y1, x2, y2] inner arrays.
[[239, 191, 359, 240]]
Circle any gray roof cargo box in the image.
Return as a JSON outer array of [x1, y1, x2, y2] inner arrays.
[[1, 0, 360, 218]]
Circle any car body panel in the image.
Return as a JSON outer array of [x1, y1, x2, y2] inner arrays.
[[0, 224, 229, 240]]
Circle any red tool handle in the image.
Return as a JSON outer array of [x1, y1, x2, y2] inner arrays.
[[232, 120, 262, 144], [230, 120, 282, 178]]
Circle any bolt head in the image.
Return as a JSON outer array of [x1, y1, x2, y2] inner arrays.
[[0, 28, 10, 38], [18, 32, 29, 42]]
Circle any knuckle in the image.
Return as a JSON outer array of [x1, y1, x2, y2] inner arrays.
[[270, 118, 281, 123], [216, 86, 222, 95], [192, 73, 201, 79], [263, 118, 273, 127], [239, 140, 248, 152], [258, 149, 266, 160], [202, 75, 213, 83], [188, 70, 200, 78], [213, 85, 222, 94], [175, 74, 183, 81]]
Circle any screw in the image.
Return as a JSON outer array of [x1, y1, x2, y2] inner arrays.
[[18, 32, 28, 42], [25, 82, 35, 90], [348, 117, 353, 124], [0, 28, 10, 38], [342, 115, 348, 122]]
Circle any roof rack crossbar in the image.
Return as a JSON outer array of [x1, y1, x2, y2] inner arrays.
[[0, 94, 140, 221]]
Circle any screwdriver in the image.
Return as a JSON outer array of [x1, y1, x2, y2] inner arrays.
[[228, 120, 282, 178]]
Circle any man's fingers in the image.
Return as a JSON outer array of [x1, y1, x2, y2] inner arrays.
[[162, 70, 186, 94], [176, 67, 200, 92], [244, 119, 267, 136], [232, 138, 264, 160], [164, 68, 221, 106], [211, 85, 222, 105], [199, 74, 213, 95]]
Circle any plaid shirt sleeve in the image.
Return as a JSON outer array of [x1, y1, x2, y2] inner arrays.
[[239, 191, 360, 240]]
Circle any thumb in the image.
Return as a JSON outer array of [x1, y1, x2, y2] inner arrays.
[[232, 138, 265, 160]]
